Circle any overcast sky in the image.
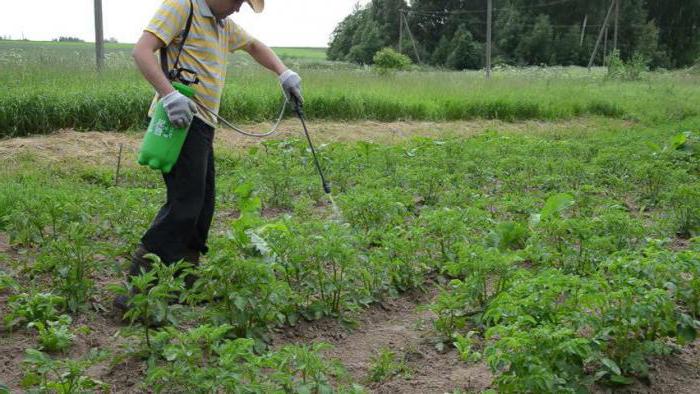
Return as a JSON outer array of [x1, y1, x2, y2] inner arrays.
[[0, 0, 371, 47]]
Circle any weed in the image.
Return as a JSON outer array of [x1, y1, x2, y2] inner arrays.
[[453, 331, 482, 363], [367, 347, 411, 383]]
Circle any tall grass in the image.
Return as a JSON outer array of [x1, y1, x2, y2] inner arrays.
[[2, 41, 699, 137]]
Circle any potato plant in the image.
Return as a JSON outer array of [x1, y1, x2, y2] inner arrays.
[[0, 107, 698, 392]]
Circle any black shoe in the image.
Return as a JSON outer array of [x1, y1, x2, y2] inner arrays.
[[182, 249, 201, 290], [128, 244, 154, 277], [113, 294, 131, 322]]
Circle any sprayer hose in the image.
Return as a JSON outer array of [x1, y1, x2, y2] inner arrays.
[[192, 96, 288, 138]]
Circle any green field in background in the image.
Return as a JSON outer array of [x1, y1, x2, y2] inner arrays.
[[1, 40, 699, 137]]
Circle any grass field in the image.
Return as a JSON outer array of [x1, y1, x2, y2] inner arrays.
[[1, 40, 700, 393], [2, 41, 699, 137]]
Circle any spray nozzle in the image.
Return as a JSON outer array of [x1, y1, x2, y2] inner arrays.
[[291, 96, 331, 195]]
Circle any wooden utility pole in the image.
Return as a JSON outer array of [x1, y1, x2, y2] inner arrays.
[[399, 10, 404, 54], [580, 15, 588, 46], [587, 0, 615, 69], [486, 0, 493, 79], [402, 12, 422, 64], [94, 0, 105, 72], [613, 0, 620, 52], [603, 25, 608, 65]]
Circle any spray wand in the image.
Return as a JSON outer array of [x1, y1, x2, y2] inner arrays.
[[291, 97, 331, 195], [193, 94, 331, 195]]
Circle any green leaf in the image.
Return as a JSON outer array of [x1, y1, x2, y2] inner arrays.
[[601, 358, 621, 376], [671, 133, 688, 150], [541, 193, 575, 220], [234, 296, 247, 311], [23, 348, 50, 366], [610, 374, 634, 385], [234, 182, 254, 200], [19, 373, 41, 389], [677, 323, 697, 344]]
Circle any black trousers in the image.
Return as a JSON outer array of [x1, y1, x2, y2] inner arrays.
[[141, 117, 215, 263]]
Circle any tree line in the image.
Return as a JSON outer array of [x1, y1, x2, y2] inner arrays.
[[328, 0, 700, 69]]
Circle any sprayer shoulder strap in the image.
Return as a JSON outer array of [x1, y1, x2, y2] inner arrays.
[[160, 0, 194, 79]]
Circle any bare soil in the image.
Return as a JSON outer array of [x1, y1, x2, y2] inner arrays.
[[272, 284, 493, 393], [592, 341, 700, 394]]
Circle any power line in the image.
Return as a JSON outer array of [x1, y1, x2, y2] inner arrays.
[[404, 0, 577, 16], [403, 12, 691, 30]]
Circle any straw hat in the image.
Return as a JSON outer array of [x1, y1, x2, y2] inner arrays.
[[246, 0, 264, 13]]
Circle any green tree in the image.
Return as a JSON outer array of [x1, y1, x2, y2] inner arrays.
[[328, 0, 699, 69], [431, 36, 452, 66], [446, 24, 482, 70], [516, 14, 555, 65], [554, 25, 587, 66], [328, 6, 368, 61], [348, 23, 384, 64]]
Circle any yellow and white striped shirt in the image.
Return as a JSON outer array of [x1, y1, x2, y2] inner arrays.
[[145, 0, 254, 126]]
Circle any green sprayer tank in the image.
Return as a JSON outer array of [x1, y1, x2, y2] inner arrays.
[[138, 82, 196, 173]]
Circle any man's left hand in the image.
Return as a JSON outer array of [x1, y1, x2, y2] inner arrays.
[[279, 69, 304, 105]]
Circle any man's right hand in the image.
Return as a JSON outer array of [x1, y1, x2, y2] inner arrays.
[[161, 90, 197, 129]]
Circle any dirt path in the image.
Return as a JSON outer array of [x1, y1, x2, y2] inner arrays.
[[273, 284, 493, 393], [0, 117, 627, 168]]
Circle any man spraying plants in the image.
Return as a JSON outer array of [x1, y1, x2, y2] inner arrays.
[[114, 0, 303, 311]]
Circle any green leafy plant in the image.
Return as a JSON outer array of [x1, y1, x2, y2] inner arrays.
[[338, 188, 409, 238], [303, 222, 362, 318], [373, 47, 412, 75], [453, 331, 482, 363], [419, 207, 467, 263], [530, 193, 575, 226], [191, 251, 292, 345], [110, 258, 187, 349], [366, 347, 411, 383], [667, 184, 700, 238], [21, 348, 108, 393], [487, 221, 530, 251], [607, 50, 647, 81], [145, 325, 352, 393], [28, 314, 74, 353], [268, 342, 350, 392], [38, 222, 97, 312], [262, 219, 367, 320], [4, 291, 65, 330], [374, 227, 429, 294], [229, 182, 264, 251], [0, 270, 18, 293]]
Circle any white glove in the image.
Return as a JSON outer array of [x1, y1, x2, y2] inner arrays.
[[279, 69, 304, 105], [161, 90, 197, 129]]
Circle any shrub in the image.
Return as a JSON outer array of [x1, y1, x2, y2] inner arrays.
[[607, 50, 647, 81], [373, 48, 412, 74]]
